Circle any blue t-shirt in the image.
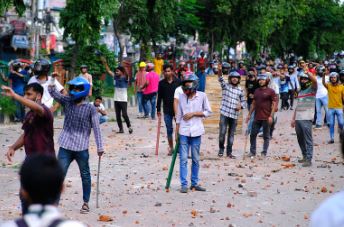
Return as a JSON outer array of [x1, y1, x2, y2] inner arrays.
[[9, 70, 27, 95], [196, 71, 206, 92], [279, 77, 290, 93]]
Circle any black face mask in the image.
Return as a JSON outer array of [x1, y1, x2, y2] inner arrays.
[[300, 81, 311, 90]]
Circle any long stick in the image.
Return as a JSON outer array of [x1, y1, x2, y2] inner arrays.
[[155, 116, 162, 156], [96, 156, 101, 208], [165, 142, 179, 191]]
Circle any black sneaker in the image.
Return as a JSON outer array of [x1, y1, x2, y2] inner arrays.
[[328, 139, 335, 144], [128, 127, 133, 134], [180, 187, 188, 193], [227, 154, 236, 159], [298, 158, 306, 163], [261, 152, 267, 157], [302, 160, 312, 167], [247, 153, 256, 158], [190, 185, 206, 192], [218, 149, 224, 157]]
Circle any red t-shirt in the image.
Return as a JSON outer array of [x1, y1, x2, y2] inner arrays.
[[253, 87, 277, 120], [22, 104, 55, 156]]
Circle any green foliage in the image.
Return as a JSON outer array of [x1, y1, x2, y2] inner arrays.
[[0, 0, 25, 16], [0, 97, 16, 116], [60, 44, 116, 97]]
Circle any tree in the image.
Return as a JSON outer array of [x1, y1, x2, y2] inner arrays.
[[0, 0, 25, 17]]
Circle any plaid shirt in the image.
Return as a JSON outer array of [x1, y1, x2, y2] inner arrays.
[[219, 76, 246, 119], [49, 86, 104, 152]]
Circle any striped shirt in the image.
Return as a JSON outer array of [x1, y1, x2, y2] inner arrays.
[[218, 76, 246, 119], [48, 86, 104, 152]]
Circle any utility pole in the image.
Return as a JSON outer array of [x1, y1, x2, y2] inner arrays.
[[30, 0, 36, 60]]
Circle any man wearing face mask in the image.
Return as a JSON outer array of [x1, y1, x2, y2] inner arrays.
[[322, 72, 344, 144], [314, 65, 328, 129], [176, 73, 212, 193], [245, 67, 258, 111], [291, 71, 317, 167], [246, 74, 277, 158], [48, 76, 104, 214], [287, 64, 300, 110], [217, 63, 246, 158], [1, 83, 54, 214], [28, 59, 65, 112]]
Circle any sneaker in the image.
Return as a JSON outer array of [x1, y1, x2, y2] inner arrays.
[[190, 185, 206, 192], [328, 139, 335, 144], [314, 125, 322, 129], [302, 160, 312, 167], [128, 127, 133, 134], [298, 158, 306, 163], [260, 152, 267, 157], [290, 107, 293, 110], [180, 187, 188, 193], [227, 154, 236, 159], [116, 129, 124, 134], [80, 203, 89, 214], [247, 153, 256, 158], [218, 149, 224, 157], [258, 133, 263, 137]]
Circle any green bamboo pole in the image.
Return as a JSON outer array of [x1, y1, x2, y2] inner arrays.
[[165, 142, 179, 191]]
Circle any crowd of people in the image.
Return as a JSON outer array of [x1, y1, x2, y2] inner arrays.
[[0, 50, 344, 226]]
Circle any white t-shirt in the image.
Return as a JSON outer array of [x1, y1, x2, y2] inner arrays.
[[310, 190, 344, 227], [114, 88, 127, 102], [90, 102, 105, 117], [316, 76, 329, 98], [28, 76, 64, 108], [174, 86, 184, 100]]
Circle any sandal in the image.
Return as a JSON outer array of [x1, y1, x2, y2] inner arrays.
[[80, 203, 89, 214]]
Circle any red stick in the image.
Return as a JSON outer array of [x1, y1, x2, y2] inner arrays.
[[155, 116, 162, 155]]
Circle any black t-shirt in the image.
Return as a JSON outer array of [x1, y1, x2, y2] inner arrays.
[[245, 79, 258, 98]]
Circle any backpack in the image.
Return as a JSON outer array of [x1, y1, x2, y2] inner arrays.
[[15, 218, 64, 227]]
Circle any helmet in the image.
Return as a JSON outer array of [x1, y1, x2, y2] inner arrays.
[[181, 72, 199, 94], [328, 64, 338, 73], [229, 70, 241, 85], [340, 51, 344, 57], [329, 72, 339, 81], [277, 64, 284, 70], [316, 65, 325, 75], [80, 64, 88, 69], [229, 70, 241, 78], [67, 76, 91, 100], [33, 59, 51, 76], [222, 62, 231, 74], [339, 70, 344, 77], [257, 74, 269, 81], [146, 63, 154, 71], [298, 71, 309, 79], [257, 64, 266, 71], [11, 60, 22, 71], [139, 62, 146, 68]]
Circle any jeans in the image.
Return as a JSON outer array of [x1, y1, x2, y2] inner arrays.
[[295, 120, 313, 160], [219, 114, 237, 154], [136, 92, 144, 114], [14, 99, 25, 121], [315, 96, 328, 126], [179, 135, 201, 187], [289, 89, 295, 108], [143, 93, 157, 119], [250, 120, 270, 155], [99, 115, 108, 124], [164, 114, 174, 139], [58, 148, 91, 203], [328, 108, 344, 140], [114, 101, 131, 130], [280, 92, 289, 110]]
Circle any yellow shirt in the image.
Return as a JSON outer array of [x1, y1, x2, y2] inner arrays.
[[327, 83, 344, 108], [153, 58, 164, 76]]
